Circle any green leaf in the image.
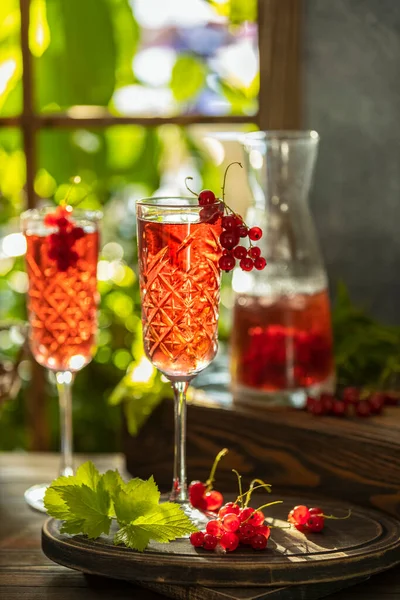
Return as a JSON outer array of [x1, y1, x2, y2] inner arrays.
[[56, 481, 112, 538], [43, 486, 70, 520], [123, 475, 160, 505], [171, 55, 206, 103], [230, 0, 257, 24], [102, 469, 125, 496], [114, 523, 151, 552], [132, 503, 197, 544], [75, 461, 101, 490], [60, 518, 86, 535], [37, 0, 116, 109]]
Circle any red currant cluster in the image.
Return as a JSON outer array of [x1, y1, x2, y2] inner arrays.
[[219, 216, 266, 273], [44, 206, 84, 271], [189, 448, 227, 512], [288, 504, 350, 533], [306, 387, 399, 418], [186, 162, 267, 273], [288, 505, 325, 533], [190, 503, 271, 552]]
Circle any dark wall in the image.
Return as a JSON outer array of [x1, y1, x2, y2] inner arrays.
[[303, 0, 400, 324]]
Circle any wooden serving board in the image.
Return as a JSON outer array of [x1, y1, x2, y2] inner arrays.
[[42, 496, 400, 591]]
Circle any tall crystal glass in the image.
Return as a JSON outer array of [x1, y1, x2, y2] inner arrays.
[[21, 207, 101, 511], [136, 197, 222, 525]]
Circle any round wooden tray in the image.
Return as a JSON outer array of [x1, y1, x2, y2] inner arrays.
[[42, 495, 400, 587]]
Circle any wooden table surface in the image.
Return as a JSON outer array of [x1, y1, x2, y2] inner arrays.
[[1, 453, 400, 600]]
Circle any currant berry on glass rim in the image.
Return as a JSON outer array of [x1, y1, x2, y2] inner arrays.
[[185, 163, 267, 273], [189, 448, 228, 512]]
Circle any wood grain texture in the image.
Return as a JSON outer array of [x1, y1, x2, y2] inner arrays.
[[41, 496, 400, 587], [123, 396, 400, 518], [258, 0, 302, 129], [1, 453, 400, 600]]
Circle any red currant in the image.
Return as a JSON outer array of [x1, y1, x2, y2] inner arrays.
[[288, 505, 310, 526], [239, 523, 256, 538], [368, 393, 385, 414], [198, 190, 216, 206], [233, 215, 243, 227], [237, 225, 248, 238], [251, 534, 268, 550], [220, 231, 239, 250], [189, 481, 206, 501], [218, 255, 235, 272], [239, 507, 254, 522], [254, 257, 267, 270], [309, 507, 323, 516], [233, 246, 247, 259], [190, 531, 205, 547], [221, 215, 236, 230], [206, 519, 224, 537], [356, 400, 371, 417], [342, 387, 360, 404], [222, 513, 240, 532], [311, 400, 325, 416], [203, 534, 219, 550], [218, 503, 240, 519], [56, 216, 70, 229], [200, 206, 220, 223], [248, 227, 262, 241], [238, 533, 253, 545], [220, 532, 239, 552], [70, 227, 85, 240], [239, 257, 254, 271], [307, 515, 324, 532], [248, 246, 261, 259], [247, 510, 265, 527], [257, 525, 271, 539], [205, 490, 224, 511], [321, 394, 334, 414], [332, 400, 347, 417]]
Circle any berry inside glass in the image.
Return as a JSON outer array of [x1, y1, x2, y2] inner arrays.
[[21, 207, 101, 511], [136, 197, 222, 526]]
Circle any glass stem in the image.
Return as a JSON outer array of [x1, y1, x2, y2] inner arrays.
[[56, 371, 74, 477], [170, 380, 190, 504]]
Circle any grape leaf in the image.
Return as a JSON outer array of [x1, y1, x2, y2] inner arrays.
[[55, 481, 111, 538], [75, 461, 101, 490], [130, 503, 197, 545], [43, 486, 70, 520], [114, 523, 151, 552]]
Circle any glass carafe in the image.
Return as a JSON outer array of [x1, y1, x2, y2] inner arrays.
[[231, 131, 335, 406]]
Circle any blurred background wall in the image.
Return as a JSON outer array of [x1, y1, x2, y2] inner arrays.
[[304, 0, 400, 324]]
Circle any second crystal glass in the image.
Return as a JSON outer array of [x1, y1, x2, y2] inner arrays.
[[136, 197, 222, 525], [21, 207, 101, 511]]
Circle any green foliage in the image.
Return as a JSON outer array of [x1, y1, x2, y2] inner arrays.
[[0, 0, 257, 452], [36, 0, 116, 109], [171, 54, 207, 103], [45, 461, 196, 550], [333, 281, 400, 388]]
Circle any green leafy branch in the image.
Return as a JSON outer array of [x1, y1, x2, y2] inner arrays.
[[44, 461, 196, 551], [333, 281, 400, 389]]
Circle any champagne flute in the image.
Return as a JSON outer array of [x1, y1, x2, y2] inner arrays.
[[136, 197, 222, 526], [21, 207, 101, 511]]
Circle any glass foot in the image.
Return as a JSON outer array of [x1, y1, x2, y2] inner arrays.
[[24, 483, 48, 513], [179, 502, 213, 530], [160, 493, 212, 532]]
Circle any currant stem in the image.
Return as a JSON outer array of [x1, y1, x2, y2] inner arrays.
[[244, 479, 272, 507], [255, 500, 284, 512], [221, 162, 242, 201], [232, 469, 244, 508], [322, 509, 352, 520], [184, 177, 198, 197], [205, 448, 228, 491]]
